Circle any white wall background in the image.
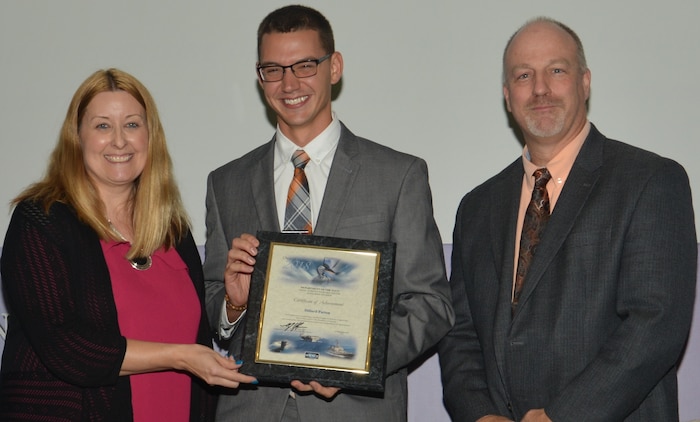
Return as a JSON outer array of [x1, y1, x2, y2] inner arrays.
[[1, 1, 698, 244], [1, 2, 699, 421]]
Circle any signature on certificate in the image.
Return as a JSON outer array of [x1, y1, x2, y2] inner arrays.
[[281, 321, 305, 331]]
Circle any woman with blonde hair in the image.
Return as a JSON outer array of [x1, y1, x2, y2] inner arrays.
[[0, 68, 256, 421]]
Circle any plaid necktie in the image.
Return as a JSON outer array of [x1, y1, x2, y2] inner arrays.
[[512, 167, 551, 314], [283, 150, 312, 234]]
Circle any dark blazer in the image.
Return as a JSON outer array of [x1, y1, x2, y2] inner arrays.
[[0, 200, 216, 421], [204, 123, 454, 422], [439, 124, 697, 421]]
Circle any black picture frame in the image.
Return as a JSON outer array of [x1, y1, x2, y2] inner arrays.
[[239, 231, 396, 392]]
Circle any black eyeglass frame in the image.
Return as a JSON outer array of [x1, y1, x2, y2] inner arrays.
[[257, 53, 332, 82]]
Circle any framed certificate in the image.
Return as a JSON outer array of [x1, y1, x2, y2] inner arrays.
[[239, 231, 396, 392]]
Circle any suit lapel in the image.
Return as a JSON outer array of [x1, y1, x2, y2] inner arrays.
[[251, 139, 281, 232], [513, 126, 605, 316], [492, 161, 525, 380], [314, 125, 360, 236]]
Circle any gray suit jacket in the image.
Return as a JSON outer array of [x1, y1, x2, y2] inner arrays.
[[204, 123, 454, 422], [439, 124, 697, 421]]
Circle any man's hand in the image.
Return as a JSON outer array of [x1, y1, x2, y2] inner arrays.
[[522, 409, 551, 422], [291, 379, 341, 399], [476, 416, 513, 422], [224, 233, 259, 319]]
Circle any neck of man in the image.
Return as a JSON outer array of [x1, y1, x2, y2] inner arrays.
[[525, 118, 587, 166], [278, 113, 333, 148]]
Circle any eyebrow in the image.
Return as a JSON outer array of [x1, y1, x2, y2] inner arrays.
[[259, 57, 320, 67], [512, 60, 574, 79], [511, 58, 572, 70], [87, 113, 145, 121]]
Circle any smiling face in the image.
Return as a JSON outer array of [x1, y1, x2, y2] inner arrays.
[[258, 29, 343, 146], [79, 90, 148, 199], [503, 21, 590, 153]]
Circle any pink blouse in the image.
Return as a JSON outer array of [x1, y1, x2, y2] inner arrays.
[[101, 240, 201, 422]]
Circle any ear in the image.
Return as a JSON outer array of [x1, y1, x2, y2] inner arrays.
[[256, 63, 264, 88], [582, 68, 591, 100], [330, 51, 344, 85], [503, 84, 512, 112]]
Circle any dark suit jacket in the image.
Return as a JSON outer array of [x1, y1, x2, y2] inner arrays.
[[439, 124, 697, 421], [0, 200, 216, 421], [203, 123, 454, 422]]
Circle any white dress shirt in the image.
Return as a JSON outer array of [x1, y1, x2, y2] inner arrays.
[[219, 114, 341, 336], [273, 115, 341, 230]]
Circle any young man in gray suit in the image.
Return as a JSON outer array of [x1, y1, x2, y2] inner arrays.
[[439, 17, 697, 422], [204, 5, 454, 421]]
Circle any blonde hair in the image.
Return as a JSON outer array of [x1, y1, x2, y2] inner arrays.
[[14, 68, 189, 259]]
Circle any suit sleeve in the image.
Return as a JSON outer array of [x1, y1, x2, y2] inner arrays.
[[384, 158, 455, 374], [438, 194, 501, 421], [203, 172, 229, 334], [546, 160, 697, 420]]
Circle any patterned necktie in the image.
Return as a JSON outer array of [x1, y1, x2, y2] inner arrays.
[[512, 167, 551, 314], [283, 150, 312, 234]]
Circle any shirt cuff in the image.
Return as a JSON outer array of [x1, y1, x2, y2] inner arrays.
[[218, 300, 245, 338]]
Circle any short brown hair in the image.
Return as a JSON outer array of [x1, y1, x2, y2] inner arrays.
[[257, 5, 335, 60]]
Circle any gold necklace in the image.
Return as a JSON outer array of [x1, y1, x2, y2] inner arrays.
[[108, 221, 153, 271]]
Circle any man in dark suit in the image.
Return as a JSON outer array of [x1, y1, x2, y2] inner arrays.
[[204, 5, 454, 421], [438, 17, 697, 422]]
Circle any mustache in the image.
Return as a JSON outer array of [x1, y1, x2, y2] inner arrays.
[[527, 99, 563, 109]]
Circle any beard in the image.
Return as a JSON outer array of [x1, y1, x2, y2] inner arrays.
[[522, 100, 566, 138]]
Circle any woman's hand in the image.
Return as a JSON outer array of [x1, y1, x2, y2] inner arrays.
[[176, 344, 257, 388], [121, 340, 257, 388]]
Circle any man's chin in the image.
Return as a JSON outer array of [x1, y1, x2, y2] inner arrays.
[[523, 117, 565, 139]]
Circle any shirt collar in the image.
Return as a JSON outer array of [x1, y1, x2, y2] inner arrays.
[[521, 121, 590, 188], [274, 112, 341, 165]]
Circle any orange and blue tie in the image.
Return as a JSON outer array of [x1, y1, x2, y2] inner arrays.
[[283, 150, 312, 234]]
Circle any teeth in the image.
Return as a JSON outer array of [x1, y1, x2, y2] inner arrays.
[[105, 154, 132, 163], [284, 96, 308, 105]]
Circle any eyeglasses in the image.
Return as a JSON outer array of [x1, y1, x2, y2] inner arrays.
[[257, 54, 332, 82]]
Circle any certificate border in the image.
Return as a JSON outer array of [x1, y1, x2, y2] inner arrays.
[[255, 245, 378, 373], [240, 231, 396, 392]]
